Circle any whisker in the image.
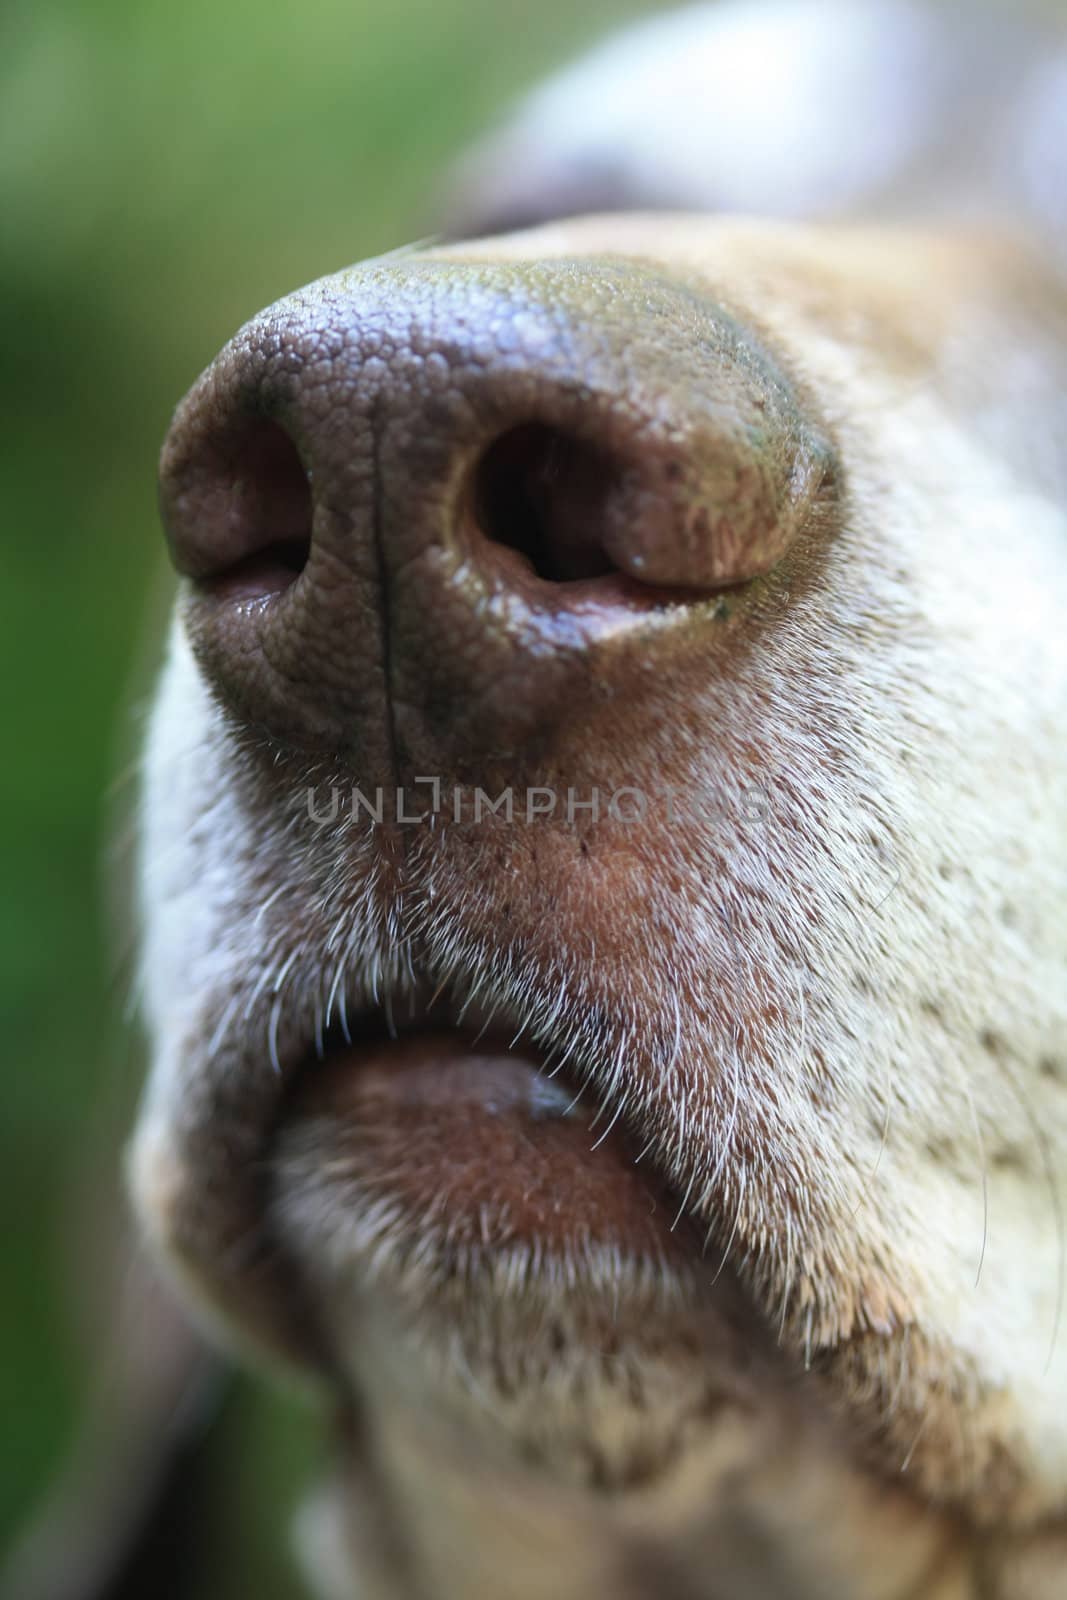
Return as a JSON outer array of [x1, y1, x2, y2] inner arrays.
[[712, 1169, 746, 1285], [207, 993, 241, 1058], [589, 1095, 625, 1152], [670, 1167, 696, 1232], [267, 994, 283, 1076]]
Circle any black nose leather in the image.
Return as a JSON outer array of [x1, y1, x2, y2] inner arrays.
[[159, 254, 835, 778]]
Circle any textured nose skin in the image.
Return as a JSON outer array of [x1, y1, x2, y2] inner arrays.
[[160, 255, 835, 779]]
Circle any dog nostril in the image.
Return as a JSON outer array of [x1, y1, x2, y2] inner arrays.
[[162, 413, 313, 597], [471, 423, 619, 584], [208, 418, 312, 597]]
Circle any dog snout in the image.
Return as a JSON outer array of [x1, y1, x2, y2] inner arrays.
[[159, 254, 834, 772]]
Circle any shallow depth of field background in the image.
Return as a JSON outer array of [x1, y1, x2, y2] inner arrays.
[[7, 0, 1066, 1594], [0, 0, 652, 1591]]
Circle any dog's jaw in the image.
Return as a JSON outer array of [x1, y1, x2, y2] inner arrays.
[[131, 218, 1067, 1594]]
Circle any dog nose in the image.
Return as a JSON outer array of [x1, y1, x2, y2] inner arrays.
[[160, 255, 834, 776]]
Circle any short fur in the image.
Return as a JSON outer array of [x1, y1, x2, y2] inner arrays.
[[131, 6, 1067, 1597]]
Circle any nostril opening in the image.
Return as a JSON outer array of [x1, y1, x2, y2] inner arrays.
[[184, 417, 313, 598], [471, 423, 619, 584]]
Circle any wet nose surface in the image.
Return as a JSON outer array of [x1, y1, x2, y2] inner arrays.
[[160, 255, 836, 777]]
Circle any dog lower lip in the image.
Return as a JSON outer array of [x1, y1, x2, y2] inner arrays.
[[276, 1027, 695, 1264]]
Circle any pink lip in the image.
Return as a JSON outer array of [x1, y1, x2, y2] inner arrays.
[[276, 1028, 696, 1266]]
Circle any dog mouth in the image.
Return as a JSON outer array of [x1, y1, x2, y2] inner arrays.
[[132, 898, 730, 1396], [263, 979, 773, 1490], [131, 832, 927, 1507], [269, 985, 704, 1293]]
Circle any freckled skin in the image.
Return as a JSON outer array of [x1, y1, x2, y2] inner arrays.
[[133, 215, 1067, 1600]]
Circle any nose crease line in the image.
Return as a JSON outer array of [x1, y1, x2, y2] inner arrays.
[[368, 392, 410, 875]]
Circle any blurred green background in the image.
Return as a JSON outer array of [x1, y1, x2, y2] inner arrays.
[[0, 0, 653, 1592], [4, 0, 1066, 1594]]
